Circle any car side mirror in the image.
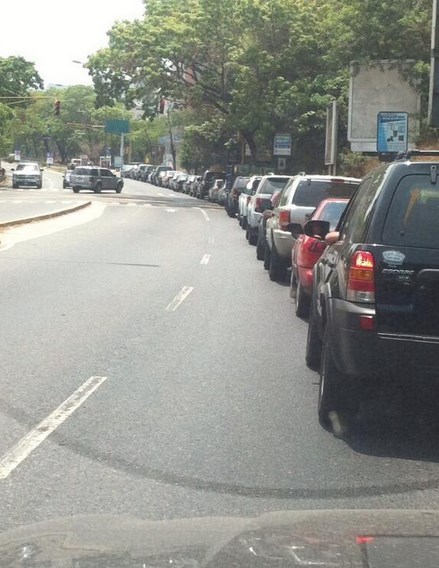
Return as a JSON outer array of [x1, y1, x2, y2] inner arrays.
[[287, 223, 303, 238], [303, 219, 330, 240]]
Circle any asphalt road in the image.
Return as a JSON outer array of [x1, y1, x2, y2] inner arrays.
[[1, 171, 439, 531]]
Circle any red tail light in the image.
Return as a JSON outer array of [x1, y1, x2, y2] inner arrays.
[[255, 197, 263, 212], [347, 251, 375, 303], [279, 210, 290, 230], [307, 239, 326, 253]]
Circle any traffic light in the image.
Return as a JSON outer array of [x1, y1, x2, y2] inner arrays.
[[54, 100, 61, 116]]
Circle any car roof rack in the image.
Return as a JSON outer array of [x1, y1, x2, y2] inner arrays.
[[395, 149, 439, 160]]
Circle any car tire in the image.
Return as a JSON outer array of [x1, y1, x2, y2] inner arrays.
[[116, 182, 123, 193], [12, 182, 18, 189], [73, 187, 80, 193], [63, 180, 67, 189], [256, 237, 265, 260], [295, 280, 310, 318], [263, 245, 271, 270], [248, 229, 257, 246], [242, 217, 247, 230], [318, 330, 357, 431], [37, 182, 42, 189], [305, 297, 321, 371], [94, 182, 102, 194], [268, 245, 285, 280]]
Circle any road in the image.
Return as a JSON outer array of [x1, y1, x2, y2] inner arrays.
[[1, 169, 439, 531]]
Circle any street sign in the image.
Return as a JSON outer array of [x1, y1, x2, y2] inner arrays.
[[105, 119, 130, 134], [377, 112, 408, 153], [273, 133, 292, 156]]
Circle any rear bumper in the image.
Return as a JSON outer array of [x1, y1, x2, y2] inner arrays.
[[330, 299, 439, 381], [272, 229, 294, 259], [297, 266, 313, 293]]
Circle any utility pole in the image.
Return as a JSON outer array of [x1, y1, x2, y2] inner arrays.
[[429, 0, 439, 126]]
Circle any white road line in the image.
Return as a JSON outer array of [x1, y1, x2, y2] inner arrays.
[[208, 235, 215, 244], [165, 208, 176, 213], [0, 375, 107, 480], [165, 286, 194, 312], [195, 207, 210, 221], [200, 254, 211, 265]]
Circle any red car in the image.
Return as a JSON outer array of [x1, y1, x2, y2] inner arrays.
[[290, 198, 349, 317]]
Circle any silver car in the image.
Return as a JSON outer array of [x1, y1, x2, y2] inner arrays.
[[12, 162, 43, 189], [70, 166, 123, 194]]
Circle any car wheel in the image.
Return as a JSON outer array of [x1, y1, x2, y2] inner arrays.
[[268, 245, 285, 280], [94, 182, 102, 194], [116, 182, 123, 193], [63, 180, 67, 189], [263, 244, 271, 270], [256, 237, 265, 260], [295, 280, 310, 318], [73, 187, 80, 193], [37, 183, 42, 189], [248, 229, 257, 246], [305, 296, 321, 371], [318, 331, 357, 431], [290, 271, 297, 299], [12, 182, 18, 189], [242, 216, 247, 230]]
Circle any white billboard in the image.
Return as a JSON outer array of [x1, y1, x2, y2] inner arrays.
[[348, 60, 420, 152]]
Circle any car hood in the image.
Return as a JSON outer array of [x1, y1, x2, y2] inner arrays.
[[1, 509, 439, 566]]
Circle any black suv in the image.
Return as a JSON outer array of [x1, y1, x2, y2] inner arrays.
[[305, 153, 439, 430]]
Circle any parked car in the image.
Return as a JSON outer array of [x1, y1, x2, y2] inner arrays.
[[62, 170, 72, 189], [208, 179, 225, 202], [160, 170, 177, 188], [142, 165, 155, 182], [169, 171, 184, 191], [305, 153, 439, 431], [135, 164, 150, 181], [183, 174, 196, 194], [70, 166, 123, 193], [197, 170, 226, 199], [224, 176, 250, 217], [238, 176, 261, 228], [190, 175, 202, 197], [175, 173, 189, 192], [151, 165, 173, 185], [217, 179, 229, 205], [246, 175, 292, 245], [265, 174, 360, 282], [290, 198, 350, 317], [121, 164, 135, 178], [257, 190, 282, 262], [12, 162, 43, 189]]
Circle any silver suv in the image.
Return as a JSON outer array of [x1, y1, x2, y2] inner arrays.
[[265, 174, 360, 281], [12, 162, 43, 189], [70, 166, 123, 194]]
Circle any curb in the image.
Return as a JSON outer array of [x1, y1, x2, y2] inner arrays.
[[0, 201, 92, 229]]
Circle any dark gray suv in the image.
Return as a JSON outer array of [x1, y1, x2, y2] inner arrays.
[[305, 152, 439, 431], [70, 166, 123, 193]]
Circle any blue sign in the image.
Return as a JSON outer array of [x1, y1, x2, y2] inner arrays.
[[377, 112, 408, 153]]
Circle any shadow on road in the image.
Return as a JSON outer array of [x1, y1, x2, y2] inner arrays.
[[343, 387, 439, 463]]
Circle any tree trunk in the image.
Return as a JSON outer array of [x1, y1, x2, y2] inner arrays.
[[241, 129, 257, 164]]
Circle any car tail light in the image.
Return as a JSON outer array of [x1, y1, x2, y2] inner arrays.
[[307, 239, 326, 253], [347, 251, 375, 303], [279, 210, 290, 230], [255, 197, 263, 212], [246, 195, 251, 204]]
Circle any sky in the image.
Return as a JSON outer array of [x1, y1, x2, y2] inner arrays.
[[2, 0, 145, 88]]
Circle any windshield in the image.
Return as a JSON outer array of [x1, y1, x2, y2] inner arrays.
[[1, 0, 437, 562]]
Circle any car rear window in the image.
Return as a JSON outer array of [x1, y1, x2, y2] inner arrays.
[[293, 180, 358, 206], [317, 201, 349, 231], [73, 168, 90, 175], [382, 175, 439, 248], [260, 178, 290, 195]]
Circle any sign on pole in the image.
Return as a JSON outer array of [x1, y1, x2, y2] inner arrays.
[[105, 120, 130, 134], [273, 133, 292, 156], [377, 112, 408, 154]]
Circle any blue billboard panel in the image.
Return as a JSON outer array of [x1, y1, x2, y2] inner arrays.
[[377, 112, 408, 153]]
